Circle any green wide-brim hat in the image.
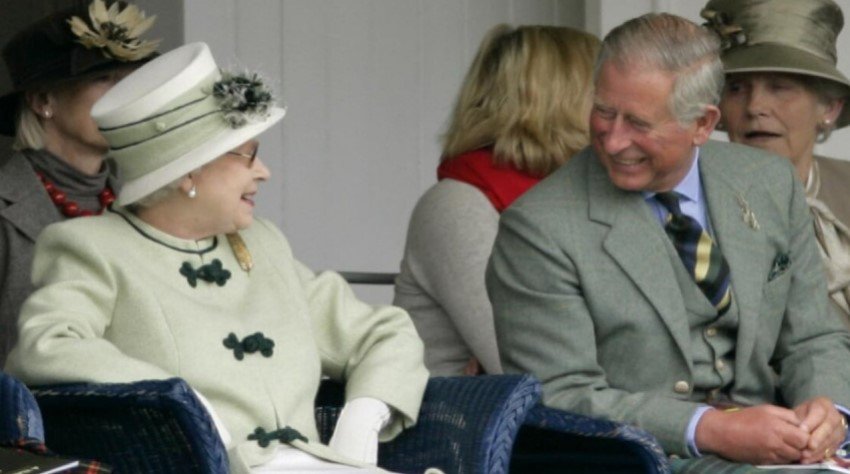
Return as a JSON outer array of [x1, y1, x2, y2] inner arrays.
[[702, 0, 850, 129]]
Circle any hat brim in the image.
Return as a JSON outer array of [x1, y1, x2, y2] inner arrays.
[[0, 56, 157, 137], [116, 106, 286, 206], [722, 43, 850, 128]]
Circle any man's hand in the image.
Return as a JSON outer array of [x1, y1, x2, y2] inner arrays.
[[695, 404, 809, 464], [793, 397, 846, 464]]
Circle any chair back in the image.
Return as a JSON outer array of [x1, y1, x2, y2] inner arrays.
[[0, 371, 43, 442]]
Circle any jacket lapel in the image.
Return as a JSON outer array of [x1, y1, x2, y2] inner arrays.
[[0, 152, 60, 242], [587, 155, 692, 363], [699, 144, 767, 371]]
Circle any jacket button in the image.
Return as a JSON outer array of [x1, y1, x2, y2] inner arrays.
[[674, 381, 690, 393]]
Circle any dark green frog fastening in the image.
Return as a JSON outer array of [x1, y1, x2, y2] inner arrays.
[[223, 332, 275, 360], [180, 259, 231, 287], [248, 426, 307, 447]]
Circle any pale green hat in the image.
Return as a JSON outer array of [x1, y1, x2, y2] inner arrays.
[[702, 0, 850, 128], [91, 42, 285, 205]]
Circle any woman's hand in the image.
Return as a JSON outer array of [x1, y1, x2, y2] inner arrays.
[[328, 397, 392, 464]]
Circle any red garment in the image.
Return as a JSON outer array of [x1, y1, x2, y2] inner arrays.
[[436, 148, 541, 213]]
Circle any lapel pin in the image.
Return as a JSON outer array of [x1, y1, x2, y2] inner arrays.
[[736, 194, 760, 230]]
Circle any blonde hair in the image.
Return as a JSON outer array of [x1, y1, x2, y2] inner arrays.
[[12, 102, 45, 151], [442, 24, 600, 176]]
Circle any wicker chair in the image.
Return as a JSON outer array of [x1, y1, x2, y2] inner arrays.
[[0, 371, 44, 444], [32, 374, 541, 474], [338, 270, 671, 473]]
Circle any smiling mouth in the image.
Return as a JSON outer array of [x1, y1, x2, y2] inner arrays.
[[744, 131, 781, 139], [611, 156, 644, 166]]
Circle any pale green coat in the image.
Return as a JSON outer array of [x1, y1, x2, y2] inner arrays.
[[487, 140, 850, 457], [6, 210, 429, 473]]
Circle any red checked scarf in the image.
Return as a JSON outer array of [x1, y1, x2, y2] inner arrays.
[[436, 148, 541, 212]]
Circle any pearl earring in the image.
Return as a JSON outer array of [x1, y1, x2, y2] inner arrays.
[[43, 109, 52, 118], [187, 185, 197, 199]]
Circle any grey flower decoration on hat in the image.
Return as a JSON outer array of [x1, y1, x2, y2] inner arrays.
[[213, 72, 274, 128], [92, 42, 286, 206], [67, 0, 160, 61]]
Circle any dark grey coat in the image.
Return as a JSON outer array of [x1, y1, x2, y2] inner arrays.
[[0, 151, 61, 367]]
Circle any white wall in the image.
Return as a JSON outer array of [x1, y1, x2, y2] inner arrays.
[[184, 0, 582, 301]]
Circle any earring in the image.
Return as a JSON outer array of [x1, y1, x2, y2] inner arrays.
[[43, 109, 52, 119], [187, 185, 197, 199]]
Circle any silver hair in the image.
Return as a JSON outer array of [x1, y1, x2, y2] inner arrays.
[[126, 177, 184, 210], [594, 13, 724, 124], [798, 75, 847, 143], [126, 165, 205, 211]]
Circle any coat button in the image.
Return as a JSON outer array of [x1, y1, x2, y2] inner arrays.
[[715, 359, 726, 370], [705, 327, 717, 337], [674, 381, 690, 393]]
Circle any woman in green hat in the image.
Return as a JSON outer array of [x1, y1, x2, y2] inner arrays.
[[703, 0, 850, 324]]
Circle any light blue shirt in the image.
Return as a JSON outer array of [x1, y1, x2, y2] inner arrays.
[[643, 148, 707, 230]]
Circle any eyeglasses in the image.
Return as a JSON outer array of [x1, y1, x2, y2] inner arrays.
[[227, 145, 259, 166]]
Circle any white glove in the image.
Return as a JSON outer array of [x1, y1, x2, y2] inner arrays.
[[328, 397, 392, 465], [192, 388, 232, 447]]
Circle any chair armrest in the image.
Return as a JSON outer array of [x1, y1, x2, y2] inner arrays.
[[513, 404, 670, 474], [378, 374, 541, 474], [0, 372, 43, 442], [32, 378, 227, 474]]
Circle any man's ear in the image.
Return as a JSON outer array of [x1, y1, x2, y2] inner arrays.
[[692, 104, 721, 146]]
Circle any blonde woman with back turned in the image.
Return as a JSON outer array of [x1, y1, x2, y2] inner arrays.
[[394, 24, 600, 376]]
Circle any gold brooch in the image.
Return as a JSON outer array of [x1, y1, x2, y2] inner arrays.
[[736, 194, 760, 230]]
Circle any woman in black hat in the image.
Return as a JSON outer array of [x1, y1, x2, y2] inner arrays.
[[0, 0, 159, 366], [703, 0, 850, 326]]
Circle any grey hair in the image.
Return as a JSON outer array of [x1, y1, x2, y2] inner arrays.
[[799, 75, 848, 143], [126, 165, 205, 211], [594, 13, 724, 124], [12, 102, 45, 151], [126, 177, 184, 211]]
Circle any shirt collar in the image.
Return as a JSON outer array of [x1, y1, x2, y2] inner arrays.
[[642, 147, 702, 205]]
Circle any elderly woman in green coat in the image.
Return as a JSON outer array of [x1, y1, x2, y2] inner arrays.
[[5, 42, 428, 474]]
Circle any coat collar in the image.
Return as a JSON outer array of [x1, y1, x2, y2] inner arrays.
[[586, 141, 764, 366], [0, 151, 61, 242], [587, 149, 693, 364]]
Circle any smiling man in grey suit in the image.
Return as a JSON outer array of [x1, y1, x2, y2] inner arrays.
[[487, 13, 850, 469]]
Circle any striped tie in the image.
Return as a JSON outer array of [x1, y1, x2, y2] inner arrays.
[[655, 192, 732, 315]]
